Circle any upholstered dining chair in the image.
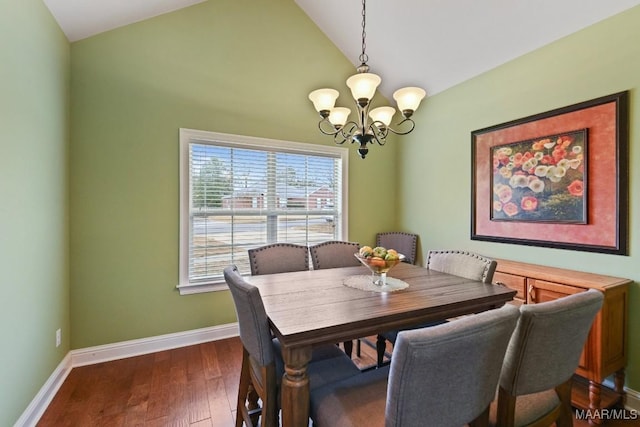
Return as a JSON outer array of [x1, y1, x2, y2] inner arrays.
[[224, 265, 360, 427], [309, 240, 361, 270], [310, 304, 520, 427], [376, 249, 498, 367], [490, 289, 604, 427], [308, 240, 361, 357], [248, 243, 309, 275], [376, 232, 418, 265]]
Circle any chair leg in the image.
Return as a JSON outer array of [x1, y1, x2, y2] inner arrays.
[[259, 364, 279, 427], [496, 386, 517, 427], [237, 349, 253, 427], [343, 340, 353, 358], [469, 405, 490, 427], [376, 335, 386, 367], [248, 386, 260, 426], [555, 379, 574, 427]]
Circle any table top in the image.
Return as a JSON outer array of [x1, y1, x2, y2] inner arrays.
[[247, 263, 516, 348]]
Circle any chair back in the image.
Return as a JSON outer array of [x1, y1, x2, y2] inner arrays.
[[309, 241, 360, 270], [386, 304, 520, 427], [500, 289, 603, 396], [223, 265, 274, 367], [426, 250, 497, 284], [376, 232, 418, 264], [248, 243, 309, 275]]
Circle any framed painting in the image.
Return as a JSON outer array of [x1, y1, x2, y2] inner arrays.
[[471, 91, 628, 255]]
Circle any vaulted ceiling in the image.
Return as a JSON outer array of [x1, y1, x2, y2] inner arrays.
[[42, 0, 640, 97]]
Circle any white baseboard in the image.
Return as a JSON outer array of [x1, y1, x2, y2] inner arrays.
[[71, 322, 239, 367], [626, 386, 640, 412], [15, 323, 239, 427], [13, 353, 72, 427]]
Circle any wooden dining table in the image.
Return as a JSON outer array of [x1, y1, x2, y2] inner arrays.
[[247, 262, 517, 427]]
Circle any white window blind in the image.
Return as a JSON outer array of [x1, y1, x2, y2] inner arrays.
[[179, 129, 348, 294]]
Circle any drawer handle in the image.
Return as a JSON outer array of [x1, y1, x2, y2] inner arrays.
[[528, 285, 535, 303], [495, 281, 506, 287]]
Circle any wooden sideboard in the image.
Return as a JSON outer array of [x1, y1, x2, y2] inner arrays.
[[494, 259, 631, 422]]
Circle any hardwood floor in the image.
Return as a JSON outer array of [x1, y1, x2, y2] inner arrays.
[[38, 337, 638, 426]]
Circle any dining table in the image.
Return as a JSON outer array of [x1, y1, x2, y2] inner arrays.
[[247, 262, 517, 427]]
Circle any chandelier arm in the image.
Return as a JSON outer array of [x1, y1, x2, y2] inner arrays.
[[330, 121, 359, 145], [385, 118, 416, 136], [368, 122, 390, 146], [318, 118, 344, 136]]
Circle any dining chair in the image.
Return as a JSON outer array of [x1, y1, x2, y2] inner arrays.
[[310, 304, 520, 427], [224, 265, 361, 427], [308, 240, 361, 357], [425, 249, 497, 283], [309, 240, 361, 270], [248, 243, 309, 275], [376, 232, 418, 265], [376, 249, 498, 367], [490, 289, 604, 427]]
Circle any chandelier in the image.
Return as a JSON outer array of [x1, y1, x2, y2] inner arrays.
[[308, 0, 426, 159]]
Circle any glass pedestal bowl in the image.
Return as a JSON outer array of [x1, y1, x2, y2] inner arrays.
[[354, 253, 404, 286]]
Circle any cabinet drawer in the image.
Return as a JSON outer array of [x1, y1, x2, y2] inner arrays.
[[494, 271, 526, 300]]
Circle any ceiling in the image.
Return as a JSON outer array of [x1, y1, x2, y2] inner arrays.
[[42, 0, 640, 97]]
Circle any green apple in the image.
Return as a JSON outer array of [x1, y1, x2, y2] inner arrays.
[[372, 246, 387, 258]]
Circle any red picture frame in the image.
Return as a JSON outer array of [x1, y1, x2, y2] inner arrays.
[[471, 91, 628, 255]]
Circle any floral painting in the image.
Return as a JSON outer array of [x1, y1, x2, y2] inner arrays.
[[491, 129, 587, 223]]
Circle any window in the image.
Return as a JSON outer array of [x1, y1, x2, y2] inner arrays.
[[178, 129, 349, 294]]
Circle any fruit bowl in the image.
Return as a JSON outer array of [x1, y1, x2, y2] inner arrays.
[[354, 251, 405, 286]]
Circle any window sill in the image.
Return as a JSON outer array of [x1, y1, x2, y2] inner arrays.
[[177, 281, 228, 295]]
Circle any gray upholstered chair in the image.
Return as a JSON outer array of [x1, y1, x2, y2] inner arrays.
[[248, 243, 309, 275], [376, 232, 418, 265], [308, 240, 361, 357], [425, 249, 497, 284], [224, 265, 360, 427], [309, 241, 361, 270], [376, 249, 498, 367], [310, 304, 520, 427], [490, 289, 604, 427]]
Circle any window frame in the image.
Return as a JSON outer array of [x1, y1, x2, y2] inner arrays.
[[178, 128, 349, 295]]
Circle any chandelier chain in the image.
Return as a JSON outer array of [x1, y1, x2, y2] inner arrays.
[[359, 0, 368, 65]]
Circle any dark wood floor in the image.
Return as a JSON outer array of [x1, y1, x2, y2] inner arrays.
[[38, 337, 638, 426]]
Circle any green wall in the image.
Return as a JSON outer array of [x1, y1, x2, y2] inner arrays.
[[0, 0, 70, 424], [399, 6, 640, 390], [69, 0, 398, 349]]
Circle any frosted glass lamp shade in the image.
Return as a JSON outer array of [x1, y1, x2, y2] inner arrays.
[[309, 88, 339, 113], [369, 106, 395, 127], [393, 87, 426, 113], [329, 107, 351, 126], [346, 73, 381, 101]]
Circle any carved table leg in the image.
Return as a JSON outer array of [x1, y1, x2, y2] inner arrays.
[[588, 381, 602, 425], [280, 345, 312, 427]]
